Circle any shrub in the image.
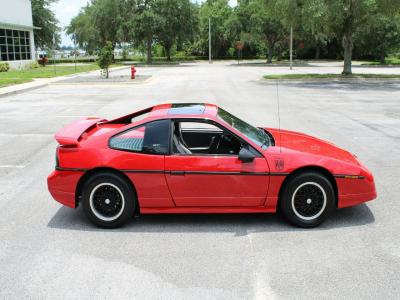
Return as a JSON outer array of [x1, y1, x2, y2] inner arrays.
[[122, 48, 128, 60], [174, 51, 186, 58], [97, 42, 113, 78], [26, 61, 39, 69], [0, 62, 10, 72], [51, 57, 97, 63]]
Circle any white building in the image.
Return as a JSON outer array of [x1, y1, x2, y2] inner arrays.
[[0, 0, 38, 69]]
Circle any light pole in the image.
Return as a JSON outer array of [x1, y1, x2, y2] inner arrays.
[[53, 34, 56, 75], [73, 32, 77, 72], [289, 26, 293, 70], [208, 17, 212, 64]]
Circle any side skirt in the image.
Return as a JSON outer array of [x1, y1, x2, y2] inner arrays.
[[140, 207, 276, 214]]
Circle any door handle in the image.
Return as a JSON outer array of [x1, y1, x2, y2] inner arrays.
[[170, 171, 185, 175]]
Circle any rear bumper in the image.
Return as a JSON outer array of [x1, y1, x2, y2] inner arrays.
[[47, 170, 83, 208]]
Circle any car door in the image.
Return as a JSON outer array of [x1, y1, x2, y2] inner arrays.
[[164, 120, 270, 207]]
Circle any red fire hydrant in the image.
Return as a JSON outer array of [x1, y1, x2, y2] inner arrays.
[[130, 65, 136, 79]]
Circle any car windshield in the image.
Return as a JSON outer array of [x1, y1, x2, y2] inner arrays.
[[217, 108, 271, 149]]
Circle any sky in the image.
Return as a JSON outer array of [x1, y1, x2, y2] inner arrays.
[[52, 0, 90, 46], [52, 0, 238, 46]]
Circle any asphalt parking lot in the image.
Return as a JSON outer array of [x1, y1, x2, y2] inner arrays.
[[0, 61, 399, 299]]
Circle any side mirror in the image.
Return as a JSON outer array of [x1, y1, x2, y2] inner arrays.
[[238, 147, 255, 163]]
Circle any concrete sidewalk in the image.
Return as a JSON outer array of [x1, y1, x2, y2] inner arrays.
[[0, 65, 129, 98]]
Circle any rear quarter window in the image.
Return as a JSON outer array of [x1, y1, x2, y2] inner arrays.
[[109, 120, 170, 155]]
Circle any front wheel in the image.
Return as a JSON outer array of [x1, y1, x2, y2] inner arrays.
[[280, 172, 335, 228], [82, 172, 136, 228]]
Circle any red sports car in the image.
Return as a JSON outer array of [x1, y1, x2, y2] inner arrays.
[[47, 103, 376, 228]]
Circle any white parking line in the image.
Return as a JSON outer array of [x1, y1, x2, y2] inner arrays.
[[0, 133, 53, 137], [248, 234, 277, 300], [0, 165, 26, 168], [0, 115, 87, 118]]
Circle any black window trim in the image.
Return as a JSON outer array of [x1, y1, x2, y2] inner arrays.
[[108, 119, 171, 156], [0, 29, 31, 61], [170, 118, 263, 158]]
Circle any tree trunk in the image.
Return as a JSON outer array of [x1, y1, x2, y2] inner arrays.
[[106, 68, 109, 79], [267, 46, 273, 64], [380, 52, 386, 64], [214, 39, 218, 58], [165, 47, 171, 61], [112, 43, 116, 63], [176, 38, 183, 51], [342, 30, 353, 74], [266, 39, 274, 64], [277, 51, 282, 61], [342, 3, 354, 75], [146, 35, 152, 65], [315, 45, 320, 60]]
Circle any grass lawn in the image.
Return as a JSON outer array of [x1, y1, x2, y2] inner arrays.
[[263, 73, 400, 80], [0, 63, 121, 88], [361, 57, 400, 66]]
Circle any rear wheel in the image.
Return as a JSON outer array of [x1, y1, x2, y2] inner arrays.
[[82, 172, 136, 228], [280, 172, 335, 228]]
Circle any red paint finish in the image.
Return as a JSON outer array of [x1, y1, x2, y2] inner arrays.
[[267, 128, 359, 163], [164, 156, 269, 206], [263, 128, 377, 209], [141, 206, 276, 214], [335, 172, 377, 208], [126, 173, 175, 208], [47, 170, 83, 208], [47, 103, 377, 216], [55, 117, 106, 146], [265, 175, 286, 211]]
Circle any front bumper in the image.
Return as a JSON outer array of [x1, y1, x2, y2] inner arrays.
[[47, 170, 83, 208], [338, 191, 377, 208], [337, 168, 377, 208]]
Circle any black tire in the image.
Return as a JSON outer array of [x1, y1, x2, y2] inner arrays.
[[280, 172, 335, 228], [82, 172, 136, 228]]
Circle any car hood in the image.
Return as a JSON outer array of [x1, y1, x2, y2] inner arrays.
[[265, 128, 359, 164]]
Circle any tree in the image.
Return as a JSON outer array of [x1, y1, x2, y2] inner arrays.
[[354, 13, 400, 63], [98, 41, 114, 78], [31, 0, 61, 49], [91, 0, 123, 49], [66, 5, 99, 54], [64, 0, 400, 63], [129, 0, 160, 64], [67, 0, 130, 54], [250, 0, 285, 63], [199, 0, 232, 58], [117, 0, 138, 44], [317, 0, 400, 74], [155, 0, 196, 61], [300, 0, 332, 59]]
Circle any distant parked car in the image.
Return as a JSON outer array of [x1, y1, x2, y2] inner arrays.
[[47, 103, 376, 228]]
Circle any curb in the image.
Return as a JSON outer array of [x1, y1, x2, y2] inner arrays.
[[0, 81, 50, 98], [259, 77, 400, 84], [0, 65, 130, 98], [49, 76, 154, 87]]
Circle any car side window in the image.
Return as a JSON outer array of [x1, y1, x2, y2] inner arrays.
[[110, 120, 170, 155], [172, 121, 243, 155]]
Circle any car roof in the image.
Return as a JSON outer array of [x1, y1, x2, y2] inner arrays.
[[149, 103, 218, 119], [103, 103, 220, 126]]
